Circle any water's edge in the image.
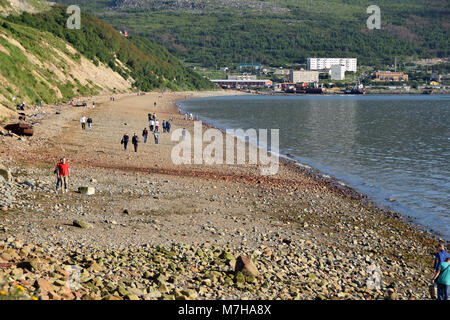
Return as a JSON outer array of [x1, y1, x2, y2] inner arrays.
[[176, 96, 447, 242]]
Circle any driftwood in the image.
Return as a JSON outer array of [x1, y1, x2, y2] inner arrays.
[[4, 122, 34, 136]]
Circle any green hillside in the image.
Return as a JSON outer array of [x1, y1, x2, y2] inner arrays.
[[5, 5, 214, 91], [0, 16, 106, 109], [52, 0, 450, 67]]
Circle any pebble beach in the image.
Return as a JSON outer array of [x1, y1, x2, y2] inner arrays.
[[0, 91, 442, 300]]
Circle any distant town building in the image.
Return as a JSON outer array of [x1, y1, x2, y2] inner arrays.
[[238, 63, 261, 73], [227, 75, 257, 80], [211, 79, 273, 89], [431, 74, 442, 82], [330, 64, 346, 80], [373, 71, 409, 81], [274, 68, 291, 75], [307, 58, 357, 73], [289, 70, 319, 83]]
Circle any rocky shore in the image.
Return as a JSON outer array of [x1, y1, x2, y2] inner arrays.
[[0, 91, 442, 300]]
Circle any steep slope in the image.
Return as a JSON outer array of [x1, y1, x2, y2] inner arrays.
[[6, 5, 215, 90], [0, 16, 131, 113], [0, 1, 214, 119], [54, 0, 450, 67]]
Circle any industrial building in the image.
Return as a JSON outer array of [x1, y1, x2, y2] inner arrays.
[[330, 64, 346, 80], [373, 71, 409, 81], [211, 79, 273, 89], [289, 70, 319, 83], [307, 58, 357, 72], [227, 75, 257, 80]]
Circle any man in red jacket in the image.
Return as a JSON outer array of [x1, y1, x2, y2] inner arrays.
[[55, 157, 70, 194]]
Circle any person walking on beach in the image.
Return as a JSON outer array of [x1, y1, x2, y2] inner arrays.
[[148, 112, 152, 123], [166, 121, 171, 133], [432, 256, 450, 300], [150, 119, 155, 132], [142, 128, 149, 143], [155, 120, 159, 132], [87, 117, 93, 130], [121, 133, 129, 151], [162, 120, 166, 133], [434, 243, 450, 271], [153, 130, 160, 144], [132, 133, 139, 152], [182, 128, 186, 141], [54, 157, 70, 194], [80, 116, 87, 130]]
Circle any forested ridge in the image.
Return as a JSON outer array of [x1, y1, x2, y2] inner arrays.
[[52, 0, 449, 67]]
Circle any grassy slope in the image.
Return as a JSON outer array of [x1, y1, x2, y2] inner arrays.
[[0, 2, 214, 112], [0, 18, 102, 108], [54, 0, 450, 67], [6, 5, 215, 90]]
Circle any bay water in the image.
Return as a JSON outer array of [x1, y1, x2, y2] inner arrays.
[[179, 95, 450, 239]]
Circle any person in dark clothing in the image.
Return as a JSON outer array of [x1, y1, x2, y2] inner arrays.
[[121, 133, 129, 151], [148, 113, 152, 122], [142, 128, 149, 143], [87, 117, 93, 130], [132, 133, 139, 152], [162, 120, 166, 133], [434, 243, 450, 271], [166, 121, 171, 133]]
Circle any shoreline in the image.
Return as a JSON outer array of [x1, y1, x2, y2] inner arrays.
[[0, 90, 442, 300], [176, 95, 447, 242]]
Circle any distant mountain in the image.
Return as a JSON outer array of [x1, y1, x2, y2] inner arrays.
[[52, 0, 450, 67], [0, 0, 214, 116]]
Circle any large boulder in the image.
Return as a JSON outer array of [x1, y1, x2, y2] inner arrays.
[[73, 220, 93, 229], [235, 255, 259, 277], [0, 165, 12, 182], [78, 186, 95, 195]]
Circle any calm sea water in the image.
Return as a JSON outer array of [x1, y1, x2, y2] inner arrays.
[[179, 95, 450, 239]]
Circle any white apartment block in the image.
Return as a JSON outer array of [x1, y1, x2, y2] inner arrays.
[[289, 70, 319, 83], [307, 58, 357, 72]]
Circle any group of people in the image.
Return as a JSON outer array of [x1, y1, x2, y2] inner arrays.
[[80, 116, 93, 130], [147, 113, 172, 133], [119, 110, 174, 152]]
